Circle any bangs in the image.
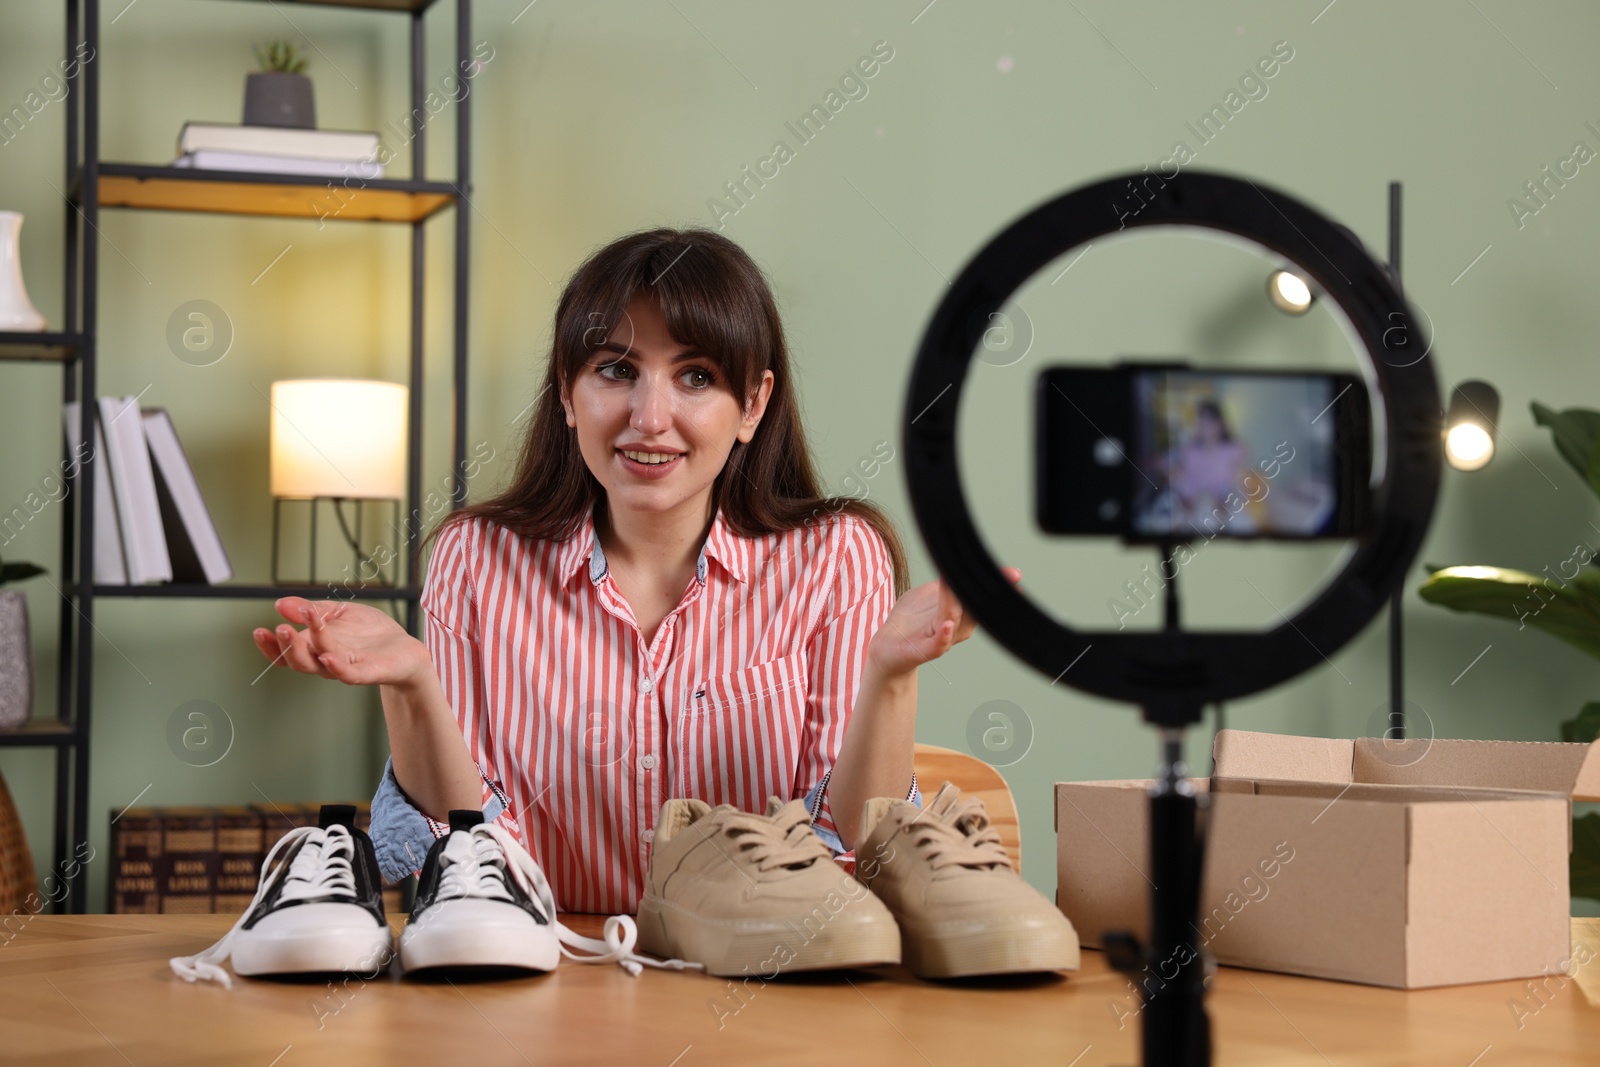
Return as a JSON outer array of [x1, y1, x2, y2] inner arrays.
[[560, 231, 774, 400]]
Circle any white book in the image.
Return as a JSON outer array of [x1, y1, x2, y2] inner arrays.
[[142, 409, 233, 585], [177, 122, 380, 162], [173, 151, 384, 180], [97, 396, 171, 584], [63, 402, 127, 585]]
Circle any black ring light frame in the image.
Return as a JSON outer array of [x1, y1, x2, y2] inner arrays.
[[904, 170, 1441, 727], [901, 171, 1442, 1067]]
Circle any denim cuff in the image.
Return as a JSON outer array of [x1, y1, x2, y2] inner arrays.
[[803, 772, 920, 855], [369, 756, 505, 884]]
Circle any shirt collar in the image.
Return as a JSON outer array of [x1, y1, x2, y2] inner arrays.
[[557, 500, 747, 587]]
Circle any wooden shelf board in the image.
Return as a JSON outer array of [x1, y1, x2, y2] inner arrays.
[[97, 166, 456, 224], [0, 332, 78, 362], [206, 0, 439, 11], [0, 720, 78, 747]]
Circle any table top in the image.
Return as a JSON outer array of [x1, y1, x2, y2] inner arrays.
[[2, 915, 1597, 1066]]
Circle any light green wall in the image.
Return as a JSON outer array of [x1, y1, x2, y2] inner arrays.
[[2, 1, 1598, 916]]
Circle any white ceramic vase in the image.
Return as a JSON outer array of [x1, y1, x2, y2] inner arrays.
[[0, 590, 30, 730], [0, 211, 46, 332]]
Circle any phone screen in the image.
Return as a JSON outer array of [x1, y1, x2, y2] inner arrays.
[[1130, 370, 1340, 539]]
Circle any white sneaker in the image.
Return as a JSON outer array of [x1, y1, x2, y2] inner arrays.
[[399, 809, 701, 977], [170, 804, 392, 987]]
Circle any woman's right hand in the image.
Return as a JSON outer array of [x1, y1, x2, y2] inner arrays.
[[252, 597, 429, 689]]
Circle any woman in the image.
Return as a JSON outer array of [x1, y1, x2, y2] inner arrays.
[[252, 227, 1019, 915], [1168, 399, 1253, 533]]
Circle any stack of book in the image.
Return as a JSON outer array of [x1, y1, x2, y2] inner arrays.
[[171, 122, 384, 180], [111, 800, 406, 916], [64, 400, 233, 585]]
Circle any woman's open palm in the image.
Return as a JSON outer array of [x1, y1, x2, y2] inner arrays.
[[251, 597, 426, 688]]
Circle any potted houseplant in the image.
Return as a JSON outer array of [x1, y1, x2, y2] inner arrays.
[[244, 40, 315, 129], [0, 553, 44, 730], [1419, 402, 1600, 903]]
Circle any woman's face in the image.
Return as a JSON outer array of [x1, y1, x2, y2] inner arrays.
[[561, 295, 773, 519], [1196, 409, 1223, 444]]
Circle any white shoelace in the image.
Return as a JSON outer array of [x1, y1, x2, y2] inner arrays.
[[443, 823, 701, 978], [169, 824, 363, 989]]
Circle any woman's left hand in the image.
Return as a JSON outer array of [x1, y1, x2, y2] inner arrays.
[[867, 567, 1022, 677]]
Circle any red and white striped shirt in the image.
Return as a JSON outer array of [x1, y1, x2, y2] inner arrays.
[[413, 500, 904, 914]]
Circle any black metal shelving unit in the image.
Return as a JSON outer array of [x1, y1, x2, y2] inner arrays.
[[0, 0, 472, 914]]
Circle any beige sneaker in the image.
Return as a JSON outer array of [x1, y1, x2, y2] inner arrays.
[[635, 796, 901, 977], [855, 781, 1080, 978]]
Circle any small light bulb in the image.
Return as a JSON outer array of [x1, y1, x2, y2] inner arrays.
[[1267, 271, 1313, 315], [1445, 423, 1493, 471]]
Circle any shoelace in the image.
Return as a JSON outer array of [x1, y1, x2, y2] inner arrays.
[[454, 823, 701, 978], [907, 794, 1011, 872], [715, 804, 832, 873], [169, 824, 361, 989]]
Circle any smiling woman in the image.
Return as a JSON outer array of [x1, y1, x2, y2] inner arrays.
[[250, 227, 1019, 918]]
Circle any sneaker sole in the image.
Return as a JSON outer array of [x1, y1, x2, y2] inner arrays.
[[636, 894, 900, 977], [231, 923, 394, 977], [899, 916, 1081, 979], [399, 916, 560, 972]]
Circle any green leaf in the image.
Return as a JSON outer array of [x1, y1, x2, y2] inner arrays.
[[0, 562, 44, 586], [1417, 565, 1600, 662], [1532, 402, 1600, 498], [1573, 813, 1600, 903], [1561, 702, 1600, 743]]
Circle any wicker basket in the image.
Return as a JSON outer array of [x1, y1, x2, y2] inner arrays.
[[0, 768, 37, 916]]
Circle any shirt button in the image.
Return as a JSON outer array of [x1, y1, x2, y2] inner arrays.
[[640, 754, 657, 772], [641, 677, 654, 694], [641, 828, 655, 843]]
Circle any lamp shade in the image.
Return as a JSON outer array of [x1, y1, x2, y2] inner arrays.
[[269, 379, 408, 500]]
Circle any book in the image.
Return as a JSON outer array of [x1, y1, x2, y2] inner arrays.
[[214, 806, 263, 915], [112, 801, 410, 917], [160, 807, 216, 914], [110, 807, 162, 914], [63, 402, 128, 584], [142, 409, 233, 584], [98, 396, 171, 584], [173, 151, 384, 180], [177, 122, 380, 162]]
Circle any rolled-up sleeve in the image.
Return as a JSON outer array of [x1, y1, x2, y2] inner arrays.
[[369, 517, 520, 884], [793, 516, 907, 854]]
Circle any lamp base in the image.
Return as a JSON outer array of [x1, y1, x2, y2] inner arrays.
[[271, 497, 401, 590]]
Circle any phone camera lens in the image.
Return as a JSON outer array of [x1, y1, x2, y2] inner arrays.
[[1093, 437, 1124, 466], [1098, 499, 1120, 520]]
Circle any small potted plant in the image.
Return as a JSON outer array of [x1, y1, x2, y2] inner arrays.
[[244, 40, 315, 129], [0, 554, 43, 730]]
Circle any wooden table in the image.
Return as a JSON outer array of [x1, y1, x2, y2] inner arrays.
[[2, 916, 1596, 1065]]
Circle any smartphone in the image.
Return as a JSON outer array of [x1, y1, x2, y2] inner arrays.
[[1035, 362, 1371, 541]]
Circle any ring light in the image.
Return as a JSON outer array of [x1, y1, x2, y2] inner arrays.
[[902, 170, 1441, 727]]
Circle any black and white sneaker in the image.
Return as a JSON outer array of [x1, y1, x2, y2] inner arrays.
[[400, 810, 692, 976], [170, 804, 392, 987]]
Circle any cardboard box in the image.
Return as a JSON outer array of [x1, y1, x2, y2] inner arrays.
[[1055, 729, 1600, 988]]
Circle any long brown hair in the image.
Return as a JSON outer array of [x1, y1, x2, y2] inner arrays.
[[438, 227, 910, 598]]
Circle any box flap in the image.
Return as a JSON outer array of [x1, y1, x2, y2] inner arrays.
[[1212, 729, 1353, 784], [1352, 737, 1600, 801]]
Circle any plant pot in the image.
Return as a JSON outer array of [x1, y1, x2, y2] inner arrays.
[[0, 768, 38, 916], [0, 590, 32, 730], [243, 71, 316, 129], [0, 211, 46, 332]]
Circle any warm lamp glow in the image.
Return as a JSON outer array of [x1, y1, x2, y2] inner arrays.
[[1267, 270, 1314, 315], [270, 379, 408, 500], [1444, 423, 1493, 471], [1443, 380, 1500, 474]]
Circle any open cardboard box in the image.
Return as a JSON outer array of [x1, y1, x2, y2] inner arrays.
[[1055, 729, 1600, 988]]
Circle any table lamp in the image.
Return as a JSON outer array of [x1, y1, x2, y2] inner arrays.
[[269, 378, 407, 586]]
